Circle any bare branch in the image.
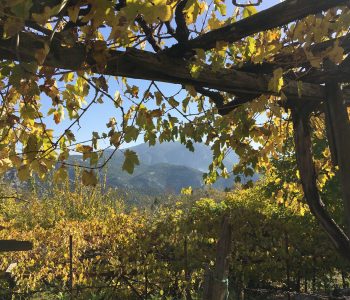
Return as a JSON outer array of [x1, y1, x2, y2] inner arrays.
[[175, 0, 190, 43], [164, 21, 175, 36], [195, 87, 259, 115], [136, 16, 162, 52], [291, 106, 350, 261]]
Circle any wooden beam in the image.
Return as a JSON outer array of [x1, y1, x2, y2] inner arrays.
[[167, 0, 348, 55], [0, 240, 33, 252], [0, 32, 341, 104]]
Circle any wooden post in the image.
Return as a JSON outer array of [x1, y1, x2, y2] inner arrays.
[[69, 235, 73, 298], [284, 232, 291, 300], [291, 106, 350, 261], [342, 271, 348, 288], [203, 216, 232, 300], [324, 78, 350, 237], [312, 256, 316, 292], [144, 268, 148, 300], [184, 237, 192, 300], [304, 277, 308, 293]]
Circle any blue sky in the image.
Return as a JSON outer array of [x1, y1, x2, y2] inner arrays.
[[40, 0, 279, 150]]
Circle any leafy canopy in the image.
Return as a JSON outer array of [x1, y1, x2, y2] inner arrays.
[[0, 0, 348, 190]]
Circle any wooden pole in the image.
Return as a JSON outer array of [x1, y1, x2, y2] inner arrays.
[[291, 107, 350, 260], [203, 216, 232, 300], [69, 235, 73, 298], [324, 78, 350, 237], [284, 231, 291, 300], [184, 237, 192, 300]]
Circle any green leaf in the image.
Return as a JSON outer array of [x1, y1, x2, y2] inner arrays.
[[53, 166, 68, 183], [122, 150, 139, 174], [124, 126, 139, 143], [246, 37, 256, 56]]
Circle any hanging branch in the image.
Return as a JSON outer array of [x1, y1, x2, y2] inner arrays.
[[175, 0, 190, 43], [291, 106, 350, 260], [164, 21, 175, 36], [195, 86, 260, 115], [135, 16, 162, 52]]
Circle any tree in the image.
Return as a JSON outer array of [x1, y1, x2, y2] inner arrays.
[[1, 0, 350, 260]]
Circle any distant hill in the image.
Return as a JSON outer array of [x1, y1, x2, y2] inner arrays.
[[122, 142, 238, 172], [69, 142, 255, 195], [3, 142, 256, 196]]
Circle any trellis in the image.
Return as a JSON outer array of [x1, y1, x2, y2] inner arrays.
[[1, 0, 350, 297]]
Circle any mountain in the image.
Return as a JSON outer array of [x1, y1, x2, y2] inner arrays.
[[69, 142, 254, 195], [3, 142, 255, 196], [122, 142, 238, 172]]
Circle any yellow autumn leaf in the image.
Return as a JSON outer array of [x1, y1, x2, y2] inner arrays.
[[181, 186, 193, 195], [76, 144, 93, 153], [268, 68, 284, 93], [243, 5, 257, 19], [0, 158, 13, 174], [63, 72, 75, 83], [184, 0, 205, 25], [216, 40, 228, 55], [208, 12, 224, 30], [304, 49, 323, 68], [31, 160, 48, 179], [110, 132, 121, 147], [18, 165, 31, 181], [53, 166, 68, 183], [154, 91, 163, 106], [157, 4, 173, 22], [82, 170, 98, 186]]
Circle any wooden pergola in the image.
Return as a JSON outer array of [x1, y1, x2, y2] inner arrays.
[[1, 1, 350, 296]]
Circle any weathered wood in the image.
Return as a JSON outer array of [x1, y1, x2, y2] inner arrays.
[[291, 108, 350, 261], [0, 240, 33, 252], [184, 237, 192, 300], [324, 76, 339, 166], [203, 216, 232, 300], [0, 33, 346, 106], [324, 81, 350, 236], [69, 235, 73, 298], [167, 0, 348, 54]]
